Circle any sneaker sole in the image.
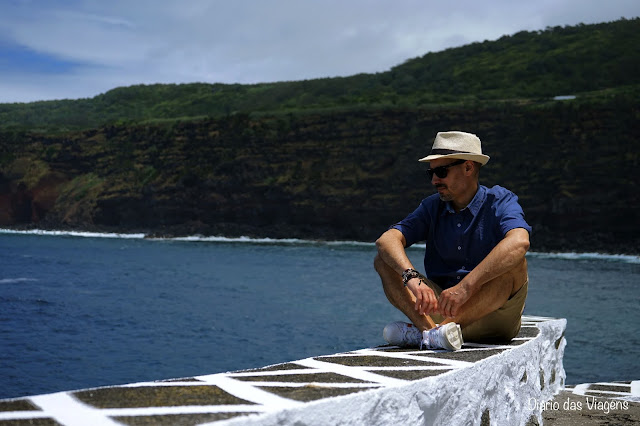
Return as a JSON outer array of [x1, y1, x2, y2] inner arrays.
[[441, 323, 463, 351]]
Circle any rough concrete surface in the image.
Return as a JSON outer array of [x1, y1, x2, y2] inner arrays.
[[543, 383, 640, 426], [1, 316, 616, 426]]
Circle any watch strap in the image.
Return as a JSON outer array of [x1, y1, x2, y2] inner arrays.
[[402, 268, 421, 286]]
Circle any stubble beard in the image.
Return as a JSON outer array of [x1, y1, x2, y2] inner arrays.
[[436, 185, 453, 202]]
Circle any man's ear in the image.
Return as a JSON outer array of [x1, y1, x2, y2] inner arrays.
[[465, 161, 474, 174]]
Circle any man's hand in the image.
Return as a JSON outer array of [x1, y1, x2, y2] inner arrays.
[[437, 282, 472, 318], [434, 227, 529, 319], [406, 277, 438, 316]]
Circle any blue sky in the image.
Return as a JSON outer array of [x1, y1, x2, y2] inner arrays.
[[0, 0, 638, 103]]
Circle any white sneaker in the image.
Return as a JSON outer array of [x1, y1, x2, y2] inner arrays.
[[383, 321, 422, 347], [421, 323, 463, 351]]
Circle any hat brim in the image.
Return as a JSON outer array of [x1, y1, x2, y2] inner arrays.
[[419, 153, 490, 165]]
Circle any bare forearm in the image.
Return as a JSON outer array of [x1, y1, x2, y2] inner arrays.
[[375, 229, 415, 275], [376, 229, 438, 318], [463, 228, 530, 292]]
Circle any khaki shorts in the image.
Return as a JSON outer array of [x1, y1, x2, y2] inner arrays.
[[419, 274, 528, 343]]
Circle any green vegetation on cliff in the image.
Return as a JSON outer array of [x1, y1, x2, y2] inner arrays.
[[0, 18, 638, 132], [0, 18, 638, 253]]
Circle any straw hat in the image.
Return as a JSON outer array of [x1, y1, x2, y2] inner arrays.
[[419, 131, 490, 165]]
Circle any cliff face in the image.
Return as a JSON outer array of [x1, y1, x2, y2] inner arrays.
[[0, 97, 638, 253]]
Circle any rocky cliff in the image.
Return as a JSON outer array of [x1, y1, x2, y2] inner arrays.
[[1, 93, 638, 254]]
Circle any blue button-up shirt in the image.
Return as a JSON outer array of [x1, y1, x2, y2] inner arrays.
[[391, 185, 531, 289]]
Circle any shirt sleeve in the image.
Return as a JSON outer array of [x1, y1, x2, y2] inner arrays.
[[390, 199, 431, 247], [494, 190, 532, 237]]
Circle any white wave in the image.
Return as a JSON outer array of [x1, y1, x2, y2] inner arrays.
[[153, 235, 377, 247], [0, 228, 146, 239], [2, 228, 637, 262], [0, 228, 356, 246], [0, 278, 38, 284], [527, 251, 640, 264], [325, 240, 376, 248], [157, 235, 308, 244]]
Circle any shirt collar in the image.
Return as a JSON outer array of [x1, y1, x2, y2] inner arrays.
[[442, 185, 486, 216]]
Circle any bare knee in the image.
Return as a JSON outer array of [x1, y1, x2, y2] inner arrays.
[[374, 254, 402, 292], [509, 258, 528, 296], [485, 258, 527, 299], [374, 254, 407, 311], [373, 253, 388, 275]]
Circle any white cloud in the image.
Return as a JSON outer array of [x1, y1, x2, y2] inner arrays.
[[0, 0, 638, 102]]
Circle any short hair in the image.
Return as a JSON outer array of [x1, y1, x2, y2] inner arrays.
[[472, 161, 482, 178]]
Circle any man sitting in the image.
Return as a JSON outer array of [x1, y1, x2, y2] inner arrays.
[[374, 131, 531, 350]]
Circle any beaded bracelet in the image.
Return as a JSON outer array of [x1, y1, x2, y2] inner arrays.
[[402, 268, 421, 286]]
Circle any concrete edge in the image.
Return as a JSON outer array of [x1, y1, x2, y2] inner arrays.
[[0, 316, 567, 426], [212, 317, 567, 426]]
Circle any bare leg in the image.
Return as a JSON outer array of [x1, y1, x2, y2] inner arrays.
[[375, 253, 527, 332], [440, 258, 528, 329], [374, 254, 437, 330]]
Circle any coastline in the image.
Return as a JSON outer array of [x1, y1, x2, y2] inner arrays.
[[2, 231, 637, 423], [2, 227, 639, 262]]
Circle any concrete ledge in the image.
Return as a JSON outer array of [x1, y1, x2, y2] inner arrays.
[[542, 382, 640, 425], [0, 316, 566, 425]]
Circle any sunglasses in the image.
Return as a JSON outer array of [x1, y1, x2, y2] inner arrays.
[[426, 159, 466, 179]]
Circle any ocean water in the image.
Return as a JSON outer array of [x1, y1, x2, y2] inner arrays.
[[0, 230, 638, 400]]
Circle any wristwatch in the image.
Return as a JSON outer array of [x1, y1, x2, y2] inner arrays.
[[402, 268, 421, 286]]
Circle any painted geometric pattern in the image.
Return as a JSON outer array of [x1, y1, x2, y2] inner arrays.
[[565, 381, 640, 403], [0, 316, 572, 425]]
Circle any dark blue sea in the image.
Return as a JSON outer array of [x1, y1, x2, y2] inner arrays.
[[1, 230, 638, 399]]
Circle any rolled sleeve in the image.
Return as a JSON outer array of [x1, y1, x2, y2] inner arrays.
[[495, 191, 532, 237], [390, 200, 433, 247]]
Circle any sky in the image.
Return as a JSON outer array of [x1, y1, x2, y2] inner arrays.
[[0, 0, 638, 104]]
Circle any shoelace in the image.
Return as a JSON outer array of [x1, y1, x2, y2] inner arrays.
[[398, 324, 422, 347], [419, 326, 440, 350]]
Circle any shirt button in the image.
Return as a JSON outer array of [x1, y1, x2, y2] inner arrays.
[[458, 246, 462, 250], [457, 223, 461, 228], [457, 276, 461, 280]]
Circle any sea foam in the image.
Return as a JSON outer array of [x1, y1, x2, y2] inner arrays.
[[2, 228, 637, 263]]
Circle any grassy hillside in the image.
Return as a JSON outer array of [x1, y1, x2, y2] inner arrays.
[[1, 90, 638, 252], [0, 18, 638, 132], [1, 18, 638, 253]]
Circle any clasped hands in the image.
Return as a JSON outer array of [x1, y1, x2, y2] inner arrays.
[[406, 278, 471, 319]]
